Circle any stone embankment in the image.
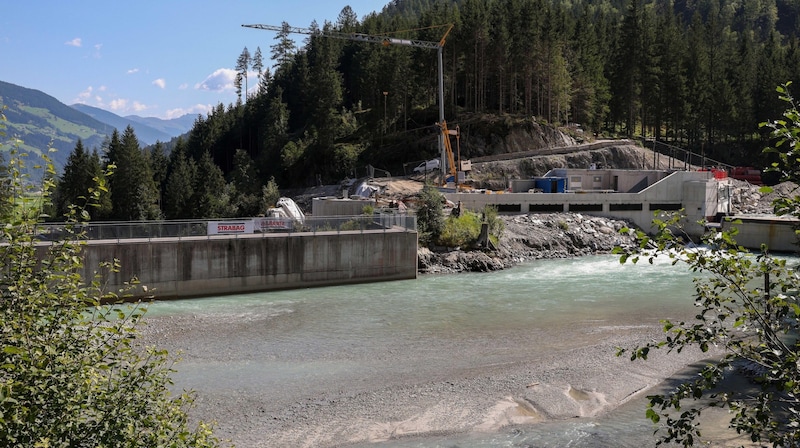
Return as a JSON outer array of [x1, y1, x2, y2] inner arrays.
[[419, 213, 638, 274]]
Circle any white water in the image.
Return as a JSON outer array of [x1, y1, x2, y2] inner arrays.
[[143, 254, 719, 446]]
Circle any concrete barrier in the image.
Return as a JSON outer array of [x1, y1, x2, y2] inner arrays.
[[77, 229, 418, 300], [721, 215, 799, 253]]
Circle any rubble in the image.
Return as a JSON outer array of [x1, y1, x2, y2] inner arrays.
[[419, 213, 638, 274]]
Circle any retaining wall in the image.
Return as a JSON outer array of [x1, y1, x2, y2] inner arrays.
[[78, 229, 418, 300]]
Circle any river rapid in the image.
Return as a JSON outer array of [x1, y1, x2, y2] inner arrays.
[[140, 254, 730, 447]]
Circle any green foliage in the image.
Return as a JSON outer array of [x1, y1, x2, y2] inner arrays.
[[438, 211, 482, 247], [614, 86, 800, 446], [260, 176, 280, 212], [163, 141, 197, 220], [0, 114, 220, 447], [483, 205, 505, 245], [437, 205, 504, 248], [192, 152, 234, 218], [106, 126, 161, 221], [228, 149, 263, 217], [333, 142, 364, 179], [54, 139, 110, 220], [416, 184, 444, 247], [762, 82, 800, 219]]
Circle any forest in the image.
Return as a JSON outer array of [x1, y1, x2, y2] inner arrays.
[[51, 0, 800, 220]]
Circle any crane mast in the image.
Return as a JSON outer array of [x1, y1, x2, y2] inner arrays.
[[242, 23, 454, 183]]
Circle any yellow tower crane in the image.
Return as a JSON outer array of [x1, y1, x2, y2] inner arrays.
[[242, 22, 455, 184]]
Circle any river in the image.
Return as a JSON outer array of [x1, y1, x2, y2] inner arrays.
[[141, 254, 735, 447]]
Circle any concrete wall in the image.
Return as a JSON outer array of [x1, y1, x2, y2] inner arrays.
[[78, 229, 418, 300], [722, 216, 799, 252], [312, 197, 376, 216]]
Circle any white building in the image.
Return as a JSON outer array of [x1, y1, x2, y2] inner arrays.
[[445, 168, 722, 239]]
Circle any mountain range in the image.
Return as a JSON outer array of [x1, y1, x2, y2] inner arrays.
[[0, 80, 195, 172]]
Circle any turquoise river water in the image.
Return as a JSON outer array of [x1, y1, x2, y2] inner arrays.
[[141, 254, 766, 447]]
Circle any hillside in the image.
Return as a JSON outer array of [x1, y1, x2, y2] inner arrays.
[[69, 104, 172, 145], [71, 104, 194, 145], [0, 81, 195, 174], [0, 80, 112, 170]]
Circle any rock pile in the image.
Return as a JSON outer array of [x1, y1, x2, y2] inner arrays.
[[729, 180, 799, 214], [418, 213, 638, 274]]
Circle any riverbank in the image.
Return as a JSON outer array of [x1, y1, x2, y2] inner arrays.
[[139, 251, 737, 448], [142, 292, 719, 448], [419, 213, 638, 274]]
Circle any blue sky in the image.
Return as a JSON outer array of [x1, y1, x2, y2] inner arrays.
[[1, 0, 388, 119]]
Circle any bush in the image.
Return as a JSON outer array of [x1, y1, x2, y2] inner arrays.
[[0, 113, 220, 447], [416, 184, 444, 247], [616, 84, 800, 446], [438, 211, 482, 247]]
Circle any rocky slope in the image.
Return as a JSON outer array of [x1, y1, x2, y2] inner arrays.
[[419, 213, 639, 274]]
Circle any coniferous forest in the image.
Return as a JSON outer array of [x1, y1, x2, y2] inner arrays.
[[53, 0, 800, 220]]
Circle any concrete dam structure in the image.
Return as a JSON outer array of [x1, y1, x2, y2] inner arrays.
[[75, 227, 418, 301]]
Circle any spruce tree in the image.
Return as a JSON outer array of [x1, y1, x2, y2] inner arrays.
[[163, 141, 196, 220], [55, 139, 93, 219], [107, 126, 161, 221]]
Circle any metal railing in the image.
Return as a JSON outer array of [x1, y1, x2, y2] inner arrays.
[[640, 137, 734, 171], [32, 213, 417, 242]]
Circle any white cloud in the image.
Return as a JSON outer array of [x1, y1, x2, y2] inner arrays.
[[75, 86, 93, 102], [109, 99, 128, 111], [165, 104, 212, 120], [127, 68, 139, 75], [132, 101, 148, 112], [65, 37, 82, 47], [92, 43, 102, 58], [178, 83, 188, 90], [152, 78, 166, 89], [195, 68, 237, 92]]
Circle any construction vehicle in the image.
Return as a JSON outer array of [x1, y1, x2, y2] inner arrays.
[[439, 121, 470, 189]]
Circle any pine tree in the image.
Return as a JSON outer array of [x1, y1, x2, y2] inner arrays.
[[107, 126, 161, 221], [236, 47, 251, 103], [270, 22, 297, 68], [163, 140, 196, 220], [191, 152, 231, 218], [55, 139, 91, 219], [149, 141, 169, 212], [228, 149, 262, 217], [252, 46, 265, 94]]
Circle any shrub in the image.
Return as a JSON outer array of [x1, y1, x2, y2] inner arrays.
[[438, 211, 482, 247], [0, 112, 220, 447], [416, 184, 444, 247]]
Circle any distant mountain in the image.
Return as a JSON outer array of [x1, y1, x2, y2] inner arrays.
[[70, 104, 170, 145], [71, 104, 194, 145], [0, 80, 198, 175], [125, 114, 195, 139], [0, 80, 113, 172]]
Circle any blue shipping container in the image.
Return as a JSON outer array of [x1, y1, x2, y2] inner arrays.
[[534, 177, 566, 193]]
